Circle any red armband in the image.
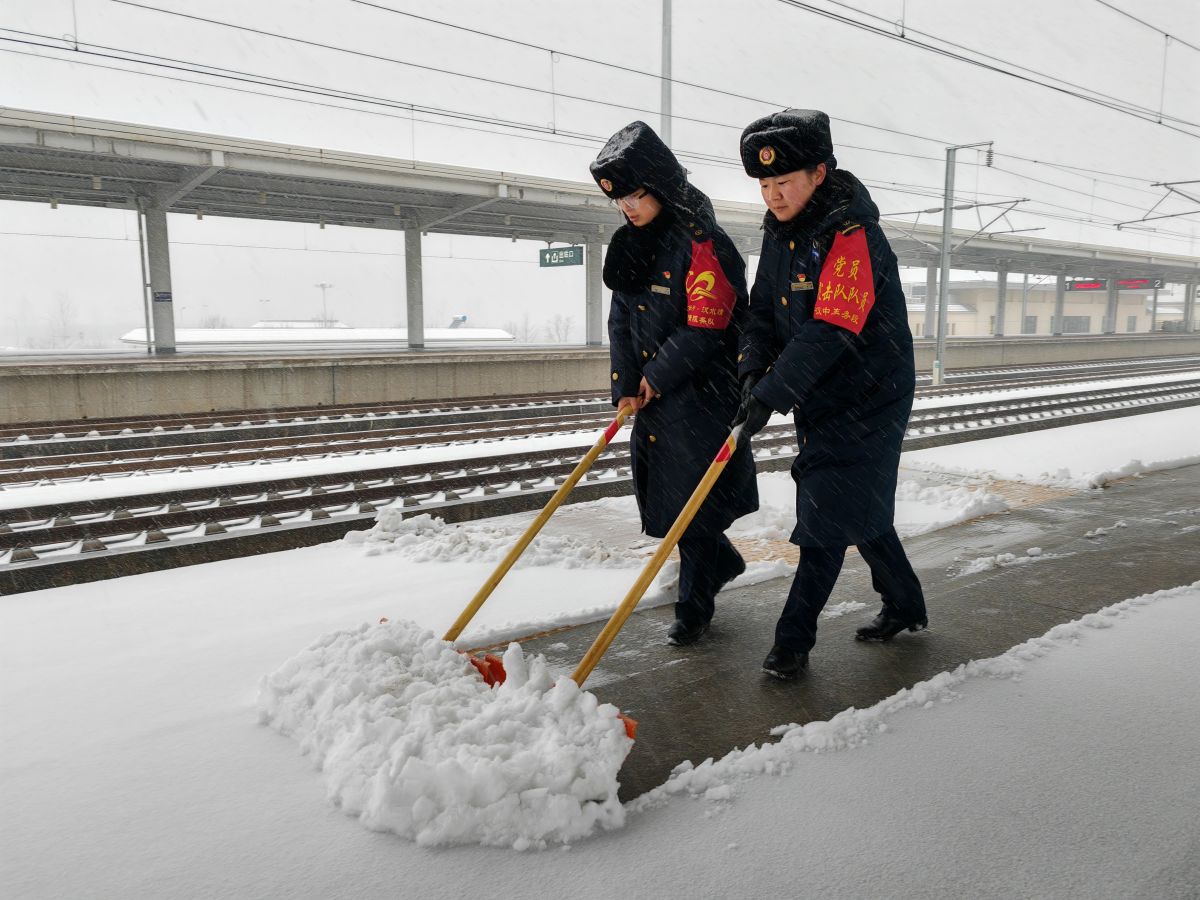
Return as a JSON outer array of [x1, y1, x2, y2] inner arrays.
[[685, 239, 736, 330], [814, 227, 875, 335]]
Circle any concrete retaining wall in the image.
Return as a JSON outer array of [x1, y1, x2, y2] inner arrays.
[[0, 349, 612, 424], [912, 334, 1200, 370], [3, 335, 1199, 425]]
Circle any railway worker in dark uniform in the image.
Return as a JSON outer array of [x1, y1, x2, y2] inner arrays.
[[732, 109, 927, 678], [590, 120, 759, 646]]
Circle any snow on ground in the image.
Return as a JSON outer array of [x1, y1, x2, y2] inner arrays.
[[5, 406, 1200, 891], [630, 583, 1200, 810], [351, 508, 639, 569], [819, 600, 869, 620], [4, 568, 1197, 897], [953, 546, 1050, 577], [258, 628, 630, 850], [905, 405, 1200, 489], [723, 471, 1008, 543], [912, 366, 1200, 410]]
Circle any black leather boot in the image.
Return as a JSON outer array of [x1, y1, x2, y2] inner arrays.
[[855, 611, 928, 642], [762, 644, 808, 678], [667, 618, 709, 646]]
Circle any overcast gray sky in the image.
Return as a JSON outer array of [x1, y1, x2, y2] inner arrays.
[[1, 0, 1198, 348]]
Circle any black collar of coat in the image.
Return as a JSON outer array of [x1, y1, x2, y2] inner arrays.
[[762, 169, 871, 244], [603, 186, 717, 292]]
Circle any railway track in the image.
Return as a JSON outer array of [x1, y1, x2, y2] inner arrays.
[[3, 366, 1199, 594], [0, 391, 613, 456], [5, 355, 1199, 484], [5, 354, 1198, 453]]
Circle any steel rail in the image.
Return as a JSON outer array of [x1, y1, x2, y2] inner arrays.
[[3, 380, 1199, 593]]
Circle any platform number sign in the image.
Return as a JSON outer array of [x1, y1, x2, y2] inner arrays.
[[1115, 277, 1164, 291], [1067, 277, 1164, 291], [539, 246, 584, 267]]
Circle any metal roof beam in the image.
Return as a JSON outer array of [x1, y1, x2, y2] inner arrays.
[[417, 185, 509, 230], [155, 151, 225, 208]]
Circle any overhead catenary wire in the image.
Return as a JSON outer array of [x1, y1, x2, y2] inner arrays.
[[92, 5, 961, 171], [988, 164, 1193, 216], [788, 0, 1200, 131], [0, 33, 1012, 184], [776, 0, 1200, 139], [3, 25, 1186, 214], [3, 15, 1198, 245], [1092, 0, 1200, 55], [2, 30, 945, 178], [4, 41, 1198, 247], [21, 3, 1197, 197], [337, 0, 957, 147]]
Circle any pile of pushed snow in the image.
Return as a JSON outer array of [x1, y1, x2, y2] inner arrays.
[[346, 510, 636, 568], [908, 452, 1200, 492], [257, 620, 632, 849], [729, 474, 1008, 542], [893, 480, 1009, 536]]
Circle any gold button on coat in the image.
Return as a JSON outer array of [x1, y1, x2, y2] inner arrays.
[[642, 350, 649, 358], [648, 434, 657, 442], [788, 240, 795, 250], [781, 296, 788, 306], [612, 372, 619, 381]]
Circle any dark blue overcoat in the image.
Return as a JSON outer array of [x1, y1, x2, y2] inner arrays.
[[739, 170, 915, 547], [609, 211, 759, 538]]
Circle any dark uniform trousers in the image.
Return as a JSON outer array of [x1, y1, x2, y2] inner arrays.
[[676, 531, 743, 627], [777, 526, 926, 652]]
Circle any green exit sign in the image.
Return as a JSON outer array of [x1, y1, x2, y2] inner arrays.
[[539, 246, 584, 267]]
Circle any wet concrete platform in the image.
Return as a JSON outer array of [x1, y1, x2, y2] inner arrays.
[[517, 463, 1200, 800]]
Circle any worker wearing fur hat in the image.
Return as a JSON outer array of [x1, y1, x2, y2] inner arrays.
[[732, 109, 927, 678], [591, 120, 759, 647]]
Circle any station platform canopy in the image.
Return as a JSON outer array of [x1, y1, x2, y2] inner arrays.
[[2, 106, 1199, 281]]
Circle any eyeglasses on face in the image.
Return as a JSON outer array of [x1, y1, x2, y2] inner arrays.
[[610, 190, 648, 210]]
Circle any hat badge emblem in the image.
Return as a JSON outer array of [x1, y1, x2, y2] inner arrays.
[[599, 177, 613, 193], [759, 146, 776, 166]]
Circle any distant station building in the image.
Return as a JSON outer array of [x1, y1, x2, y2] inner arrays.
[[906, 278, 1179, 337]]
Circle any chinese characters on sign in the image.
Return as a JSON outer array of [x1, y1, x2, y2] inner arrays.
[[538, 246, 584, 267], [1067, 277, 1164, 291]]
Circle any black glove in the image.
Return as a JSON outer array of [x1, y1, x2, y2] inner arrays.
[[733, 396, 773, 438], [739, 371, 763, 407]]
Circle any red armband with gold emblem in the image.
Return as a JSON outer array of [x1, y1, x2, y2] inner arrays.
[[685, 239, 736, 330], [814, 226, 875, 336]]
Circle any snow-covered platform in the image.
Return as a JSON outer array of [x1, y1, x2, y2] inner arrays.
[[508, 463, 1200, 800]]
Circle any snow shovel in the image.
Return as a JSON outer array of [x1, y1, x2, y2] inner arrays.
[[442, 407, 631, 645], [570, 424, 745, 689]]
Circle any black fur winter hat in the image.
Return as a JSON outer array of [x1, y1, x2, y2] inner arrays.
[[590, 121, 687, 203], [740, 109, 837, 178]]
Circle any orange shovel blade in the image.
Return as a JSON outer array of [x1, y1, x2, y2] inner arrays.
[[463, 652, 507, 686]]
